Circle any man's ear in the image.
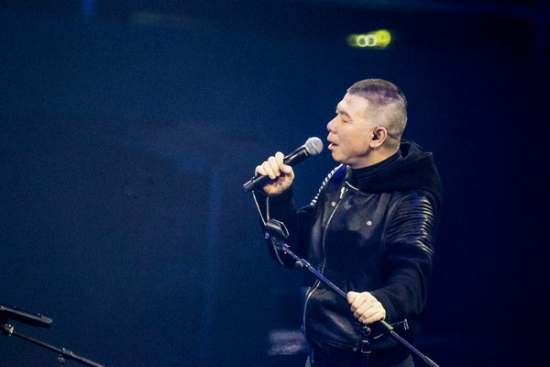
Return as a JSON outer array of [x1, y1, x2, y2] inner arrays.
[[370, 127, 388, 148]]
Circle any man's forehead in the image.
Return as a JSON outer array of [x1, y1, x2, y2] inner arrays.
[[337, 93, 370, 113]]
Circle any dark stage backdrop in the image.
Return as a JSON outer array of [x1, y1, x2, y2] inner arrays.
[[0, 1, 547, 366]]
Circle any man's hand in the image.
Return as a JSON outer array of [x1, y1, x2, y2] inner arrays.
[[255, 152, 295, 196], [347, 291, 386, 325]]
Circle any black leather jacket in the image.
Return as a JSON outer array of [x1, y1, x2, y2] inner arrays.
[[255, 143, 442, 366]]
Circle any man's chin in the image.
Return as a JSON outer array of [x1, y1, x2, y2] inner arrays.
[[330, 152, 343, 164]]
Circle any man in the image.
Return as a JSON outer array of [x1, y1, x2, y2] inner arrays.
[[252, 79, 442, 367]]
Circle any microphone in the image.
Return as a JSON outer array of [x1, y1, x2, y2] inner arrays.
[[243, 137, 324, 192]]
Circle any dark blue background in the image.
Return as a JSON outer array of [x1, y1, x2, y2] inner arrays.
[[1, 1, 547, 366]]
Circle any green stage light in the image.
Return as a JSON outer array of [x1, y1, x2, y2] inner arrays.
[[347, 30, 391, 49]]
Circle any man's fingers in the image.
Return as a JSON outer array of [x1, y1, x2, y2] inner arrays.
[[280, 164, 293, 174], [254, 152, 289, 179], [347, 292, 386, 324], [348, 292, 368, 313], [274, 151, 285, 164], [253, 152, 295, 195], [354, 301, 373, 319], [347, 291, 358, 304], [359, 310, 385, 324], [266, 156, 280, 179]]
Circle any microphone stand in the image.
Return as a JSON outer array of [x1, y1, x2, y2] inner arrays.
[[1, 303, 106, 367], [263, 219, 440, 367]]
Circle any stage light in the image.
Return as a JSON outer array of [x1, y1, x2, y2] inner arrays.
[[347, 29, 391, 49]]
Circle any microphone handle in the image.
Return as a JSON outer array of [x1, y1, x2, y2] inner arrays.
[[243, 173, 272, 192]]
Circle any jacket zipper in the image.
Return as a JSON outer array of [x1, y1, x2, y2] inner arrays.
[[302, 186, 347, 335]]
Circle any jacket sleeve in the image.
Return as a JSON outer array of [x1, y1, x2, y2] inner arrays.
[[253, 187, 314, 268], [370, 191, 438, 323]]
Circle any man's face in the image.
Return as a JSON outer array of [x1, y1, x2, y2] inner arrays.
[[327, 93, 375, 169]]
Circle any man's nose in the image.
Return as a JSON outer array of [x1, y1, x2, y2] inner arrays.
[[327, 118, 336, 132]]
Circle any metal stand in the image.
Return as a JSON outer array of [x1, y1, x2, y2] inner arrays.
[[264, 219, 440, 367], [1, 303, 106, 367]]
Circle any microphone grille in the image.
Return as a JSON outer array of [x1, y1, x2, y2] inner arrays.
[[304, 137, 324, 156]]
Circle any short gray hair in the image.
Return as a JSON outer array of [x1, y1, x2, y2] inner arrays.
[[347, 79, 407, 150]]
